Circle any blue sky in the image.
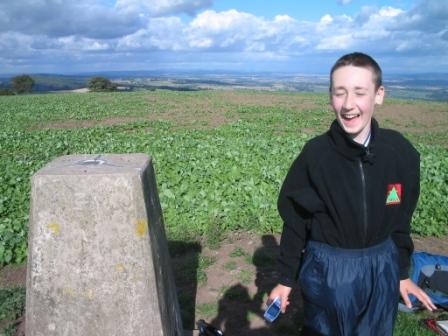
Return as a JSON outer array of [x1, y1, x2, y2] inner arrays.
[[214, 0, 415, 21], [0, 0, 447, 75]]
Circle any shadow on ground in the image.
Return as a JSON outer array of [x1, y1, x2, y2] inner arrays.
[[169, 240, 203, 331], [170, 234, 303, 336]]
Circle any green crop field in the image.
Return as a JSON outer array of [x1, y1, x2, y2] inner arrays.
[[0, 89, 447, 334], [1, 90, 447, 265]]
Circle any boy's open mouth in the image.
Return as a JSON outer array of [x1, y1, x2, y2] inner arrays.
[[342, 113, 360, 120]]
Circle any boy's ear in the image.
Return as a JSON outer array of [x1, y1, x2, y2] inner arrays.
[[375, 85, 385, 105]]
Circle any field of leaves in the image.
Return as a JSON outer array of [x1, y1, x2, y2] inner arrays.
[[0, 90, 447, 266], [0, 90, 447, 335]]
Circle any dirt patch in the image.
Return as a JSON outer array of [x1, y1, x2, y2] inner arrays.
[[412, 234, 448, 255], [31, 90, 447, 135], [2, 232, 448, 335], [214, 91, 319, 110], [192, 232, 303, 335], [0, 264, 26, 289], [34, 90, 324, 131], [375, 101, 448, 133]]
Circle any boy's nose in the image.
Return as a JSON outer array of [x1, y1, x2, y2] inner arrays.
[[343, 93, 354, 109]]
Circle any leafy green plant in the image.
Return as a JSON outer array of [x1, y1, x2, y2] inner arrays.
[[0, 288, 26, 335], [412, 144, 448, 236], [0, 90, 447, 266]]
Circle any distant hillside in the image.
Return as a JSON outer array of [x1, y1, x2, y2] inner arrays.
[[32, 74, 89, 91], [0, 72, 446, 101], [0, 74, 88, 92]]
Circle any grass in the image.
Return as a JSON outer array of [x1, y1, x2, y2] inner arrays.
[[197, 256, 216, 286], [230, 247, 250, 258], [224, 261, 237, 271], [394, 311, 448, 336], [196, 303, 218, 320], [237, 269, 254, 285]]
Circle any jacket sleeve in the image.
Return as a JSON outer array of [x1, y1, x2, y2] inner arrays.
[[277, 144, 320, 287], [391, 145, 420, 280]]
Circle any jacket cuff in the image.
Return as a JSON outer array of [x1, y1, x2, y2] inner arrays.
[[399, 267, 409, 280], [279, 276, 295, 288]]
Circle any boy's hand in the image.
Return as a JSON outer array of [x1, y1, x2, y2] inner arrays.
[[400, 278, 437, 311], [268, 284, 292, 313]]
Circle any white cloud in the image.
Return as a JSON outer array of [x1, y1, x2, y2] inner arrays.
[[379, 6, 403, 17], [0, 1, 143, 39], [1, 0, 447, 73], [390, 0, 448, 34], [338, 0, 353, 5], [185, 10, 302, 52], [189, 37, 213, 49], [0, 0, 213, 39], [57, 36, 111, 51], [189, 10, 259, 35], [317, 34, 354, 50], [117, 17, 186, 51], [320, 14, 334, 25]]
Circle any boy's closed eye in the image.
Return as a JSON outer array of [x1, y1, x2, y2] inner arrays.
[[332, 90, 346, 97]]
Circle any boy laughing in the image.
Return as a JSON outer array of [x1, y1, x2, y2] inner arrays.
[[269, 52, 435, 335]]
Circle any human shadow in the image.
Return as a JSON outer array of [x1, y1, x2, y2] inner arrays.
[[168, 240, 202, 330], [211, 234, 303, 335]]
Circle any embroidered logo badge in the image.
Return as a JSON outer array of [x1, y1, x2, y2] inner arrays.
[[386, 184, 402, 205]]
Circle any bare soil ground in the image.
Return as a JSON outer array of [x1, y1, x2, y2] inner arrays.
[[38, 91, 448, 135]]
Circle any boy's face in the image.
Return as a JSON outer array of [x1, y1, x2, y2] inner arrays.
[[330, 65, 384, 144]]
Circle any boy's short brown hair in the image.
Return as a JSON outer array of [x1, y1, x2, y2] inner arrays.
[[330, 52, 383, 91]]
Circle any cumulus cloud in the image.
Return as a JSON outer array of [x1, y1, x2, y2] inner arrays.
[[390, 0, 448, 33], [1, 0, 447, 73], [117, 17, 186, 51], [186, 10, 263, 51], [0, 1, 143, 39], [183, 10, 311, 53], [0, 0, 213, 38]]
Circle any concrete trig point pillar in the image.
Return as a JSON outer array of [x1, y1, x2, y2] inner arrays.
[[26, 154, 183, 336]]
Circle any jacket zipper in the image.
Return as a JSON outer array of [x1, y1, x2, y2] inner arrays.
[[358, 159, 368, 244]]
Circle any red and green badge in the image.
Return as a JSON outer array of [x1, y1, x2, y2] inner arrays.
[[386, 183, 402, 205]]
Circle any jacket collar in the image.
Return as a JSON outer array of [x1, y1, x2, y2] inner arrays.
[[328, 118, 378, 163]]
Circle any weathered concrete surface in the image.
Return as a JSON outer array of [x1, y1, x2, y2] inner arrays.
[[26, 154, 183, 336]]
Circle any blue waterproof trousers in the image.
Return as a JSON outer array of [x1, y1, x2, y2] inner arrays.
[[298, 238, 400, 336]]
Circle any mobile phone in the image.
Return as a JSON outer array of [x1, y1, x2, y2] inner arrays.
[[264, 297, 281, 322]]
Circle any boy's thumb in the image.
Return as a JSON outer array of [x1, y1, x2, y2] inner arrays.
[[403, 294, 412, 308]]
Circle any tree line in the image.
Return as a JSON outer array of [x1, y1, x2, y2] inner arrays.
[[0, 75, 117, 95]]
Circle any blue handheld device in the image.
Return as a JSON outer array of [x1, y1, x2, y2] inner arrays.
[[264, 297, 281, 322]]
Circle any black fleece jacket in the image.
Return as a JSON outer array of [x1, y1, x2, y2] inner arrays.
[[278, 118, 419, 287]]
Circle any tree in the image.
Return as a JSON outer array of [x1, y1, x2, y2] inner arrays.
[[88, 77, 117, 92], [11, 74, 35, 94]]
